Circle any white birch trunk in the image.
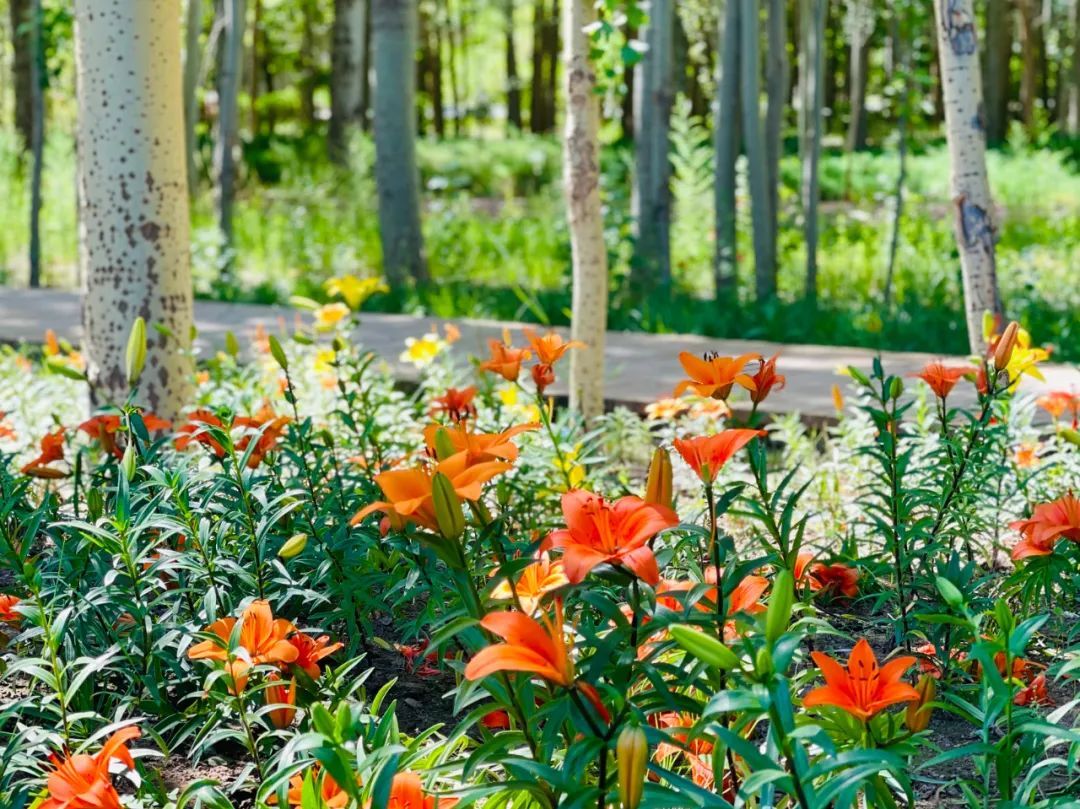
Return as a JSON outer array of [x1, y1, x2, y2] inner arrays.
[[713, 0, 740, 293], [563, 0, 607, 419], [933, 0, 1003, 353], [74, 0, 194, 419], [800, 0, 825, 300]]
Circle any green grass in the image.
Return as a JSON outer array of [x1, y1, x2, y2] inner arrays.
[[0, 129, 1077, 360]]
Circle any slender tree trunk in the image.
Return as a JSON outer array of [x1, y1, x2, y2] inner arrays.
[[183, 0, 204, 195], [9, 0, 33, 152], [563, 0, 607, 419], [845, 4, 872, 152], [299, 0, 317, 127], [214, 0, 244, 268], [373, 0, 427, 286], [431, 20, 446, 137], [1069, 0, 1080, 133], [505, 0, 522, 130], [329, 0, 366, 163], [740, 0, 776, 300], [249, 0, 261, 135], [801, 0, 825, 302], [545, 0, 560, 132], [1019, 0, 1040, 134], [714, 0, 740, 293], [28, 0, 43, 288], [446, 1, 462, 136], [74, 0, 194, 418], [631, 0, 673, 289], [765, 0, 788, 253], [884, 6, 911, 309], [934, 0, 1003, 353], [621, 21, 637, 141], [983, 0, 1011, 145], [530, 0, 546, 132], [360, 0, 372, 129]]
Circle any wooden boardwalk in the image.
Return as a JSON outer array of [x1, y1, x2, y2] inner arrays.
[[1, 288, 1076, 422]]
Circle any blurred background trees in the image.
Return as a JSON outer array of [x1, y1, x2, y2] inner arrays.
[[1, 0, 1078, 360]]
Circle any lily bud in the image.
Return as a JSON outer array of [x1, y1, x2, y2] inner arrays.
[[432, 427, 457, 461], [125, 317, 147, 388], [120, 444, 137, 482], [268, 334, 289, 372], [888, 377, 904, 401], [1059, 427, 1080, 447], [265, 675, 297, 729], [993, 321, 1019, 371], [278, 533, 308, 559], [224, 330, 241, 357], [531, 362, 555, 395], [765, 569, 795, 645], [616, 723, 648, 809], [432, 472, 466, 540], [905, 675, 936, 732], [644, 447, 673, 509]]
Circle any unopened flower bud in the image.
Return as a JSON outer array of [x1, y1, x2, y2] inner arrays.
[[120, 444, 137, 482], [432, 472, 466, 540], [278, 533, 308, 559], [617, 723, 648, 809], [433, 427, 457, 461], [531, 362, 555, 395], [1059, 428, 1080, 447], [905, 675, 936, 732], [993, 321, 1019, 371], [644, 447, 673, 509], [125, 317, 147, 387]]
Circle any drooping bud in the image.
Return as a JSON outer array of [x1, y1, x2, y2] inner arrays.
[[125, 317, 147, 388], [432, 472, 466, 540], [616, 723, 648, 809], [279, 533, 308, 559], [432, 427, 457, 461], [993, 321, 1019, 371], [644, 447, 673, 509], [905, 675, 936, 732]]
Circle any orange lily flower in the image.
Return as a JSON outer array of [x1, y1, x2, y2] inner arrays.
[[351, 452, 512, 532], [653, 713, 725, 792], [672, 429, 764, 483], [910, 362, 971, 399], [174, 410, 227, 457], [531, 362, 556, 395], [748, 354, 786, 405], [1010, 494, 1080, 560], [21, 428, 67, 478], [40, 726, 140, 809], [803, 639, 919, 721], [379, 772, 460, 809], [522, 328, 584, 366], [794, 554, 860, 599], [1036, 391, 1080, 428], [265, 674, 298, 729], [234, 405, 291, 467], [269, 766, 350, 808], [287, 630, 344, 679], [431, 386, 478, 422], [188, 600, 299, 692], [673, 351, 760, 400], [423, 421, 539, 464], [78, 412, 171, 458], [0, 594, 21, 624], [479, 339, 531, 382], [545, 490, 679, 585], [465, 600, 575, 687], [490, 554, 569, 614]]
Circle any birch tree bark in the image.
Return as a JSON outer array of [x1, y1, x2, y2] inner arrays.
[[713, 0, 741, 293], [28, 0, 43, 288], [214, 0, 244, 267], [844, 1, 873, 153], [505, 0, 522, 130], [373, 0, 428, 286], [329, 0, 366, 164], [800, 0, 825, 301], [740, 0, 776, 300], [631, 0, 674, 289], [563, 0, 607, 419], [74, 0, 194, 419], [182, 0, 203, 195], [933, 0, 1003, 353]]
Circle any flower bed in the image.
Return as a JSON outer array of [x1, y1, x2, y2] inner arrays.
[[0, 301, 1078, 808]]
